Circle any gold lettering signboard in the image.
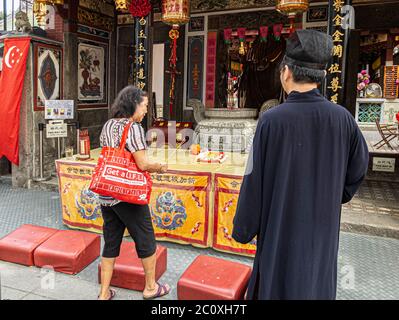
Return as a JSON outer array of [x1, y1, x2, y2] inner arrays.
[[135, 16, 149, 91], [326, 0, 351, 105]]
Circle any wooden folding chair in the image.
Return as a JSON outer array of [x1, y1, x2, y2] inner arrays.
[[373, 119, 399, 150]]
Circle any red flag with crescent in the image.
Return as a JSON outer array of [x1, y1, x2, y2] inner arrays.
[[0, 37, 31, 166]]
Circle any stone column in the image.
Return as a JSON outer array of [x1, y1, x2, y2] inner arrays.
[[12, 41, 34, 188]]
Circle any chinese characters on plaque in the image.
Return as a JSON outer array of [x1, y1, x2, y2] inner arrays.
[[326, 0, 352, 105], [135, 16, 149, 91]]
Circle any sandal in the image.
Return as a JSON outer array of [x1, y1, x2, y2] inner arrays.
[[98, 289, 116, 300], [143, 282, 171, 300]]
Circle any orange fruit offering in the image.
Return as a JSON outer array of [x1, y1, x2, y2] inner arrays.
[[190, 144, 201, 155]]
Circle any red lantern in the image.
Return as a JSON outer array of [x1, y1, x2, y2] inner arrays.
[[162, 0, 190, 26]]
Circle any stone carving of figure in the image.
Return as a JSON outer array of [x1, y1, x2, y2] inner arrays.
[[15, 11, 32, 33], [187, 99, 206, 145], [187, 99, 206, 125]]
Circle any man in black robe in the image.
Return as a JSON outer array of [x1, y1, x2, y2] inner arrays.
[[232, 30, 369, 300]]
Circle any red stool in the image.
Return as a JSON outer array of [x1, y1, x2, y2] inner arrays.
[[98, 242, 167, 291], [34, 230, 101, 275], [177, 255, 252, 300], [0, 224, 59, 266]]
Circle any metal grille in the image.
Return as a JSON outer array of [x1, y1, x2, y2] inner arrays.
[[358, 103, 383, 123]]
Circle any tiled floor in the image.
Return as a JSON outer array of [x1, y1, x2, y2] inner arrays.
[[343, 180, 399, 217]]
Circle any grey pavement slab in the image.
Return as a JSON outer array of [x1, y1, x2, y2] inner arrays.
[[21, 293, 53, 300], [0, 262, 43, 293], [0, 286, 29, 300], [31, 274, 100, 300], [0, 177, 399, 300]]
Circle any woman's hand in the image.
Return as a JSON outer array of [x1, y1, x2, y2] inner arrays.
[[133, 150, 168, 173], [157, 164, 168, 174]]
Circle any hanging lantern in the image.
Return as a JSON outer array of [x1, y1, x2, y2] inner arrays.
[[162, 0, 190, 27], [115, 0, 131, 11], [162, 0, 190, 117], [276, 0, 309, 33]]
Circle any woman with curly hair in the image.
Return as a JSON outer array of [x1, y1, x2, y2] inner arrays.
[[97, 85, 170, 300]]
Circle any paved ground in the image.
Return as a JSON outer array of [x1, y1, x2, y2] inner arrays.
[[341, 180, 399, 238], [0, 177, 398, 300]]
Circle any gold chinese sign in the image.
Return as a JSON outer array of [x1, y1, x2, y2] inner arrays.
[[135, 16, 149, 91], [78, 7, 114, 31], [33, 0, 64, 26], [326, 0, 351, 105]]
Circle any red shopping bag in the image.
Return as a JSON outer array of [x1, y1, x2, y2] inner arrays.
[[89, 122, 152, 205]]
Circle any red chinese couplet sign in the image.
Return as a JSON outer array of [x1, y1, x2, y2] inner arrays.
[[0, 37, 31, 165], [205, 32, 217, 108]]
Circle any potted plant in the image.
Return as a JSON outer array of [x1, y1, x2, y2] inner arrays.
[[357, 70, 370, 98]]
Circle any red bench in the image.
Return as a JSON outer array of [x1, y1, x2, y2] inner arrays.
[[177, 255, 252, 300], [34, 230, 101, 275], [98, 242, 167, 291], [0, 224, 59, 266]]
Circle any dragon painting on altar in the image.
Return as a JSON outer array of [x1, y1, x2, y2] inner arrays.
[[150, 192, 188, 230], [75, 186, 102, 221]]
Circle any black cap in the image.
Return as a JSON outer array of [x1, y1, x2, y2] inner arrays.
[[283, 29, 333, 70]]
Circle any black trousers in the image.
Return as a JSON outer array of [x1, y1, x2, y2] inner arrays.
[[101, 202, 157, 259]]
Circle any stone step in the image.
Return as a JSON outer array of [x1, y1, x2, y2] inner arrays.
[[341, 210, 399, 239]]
